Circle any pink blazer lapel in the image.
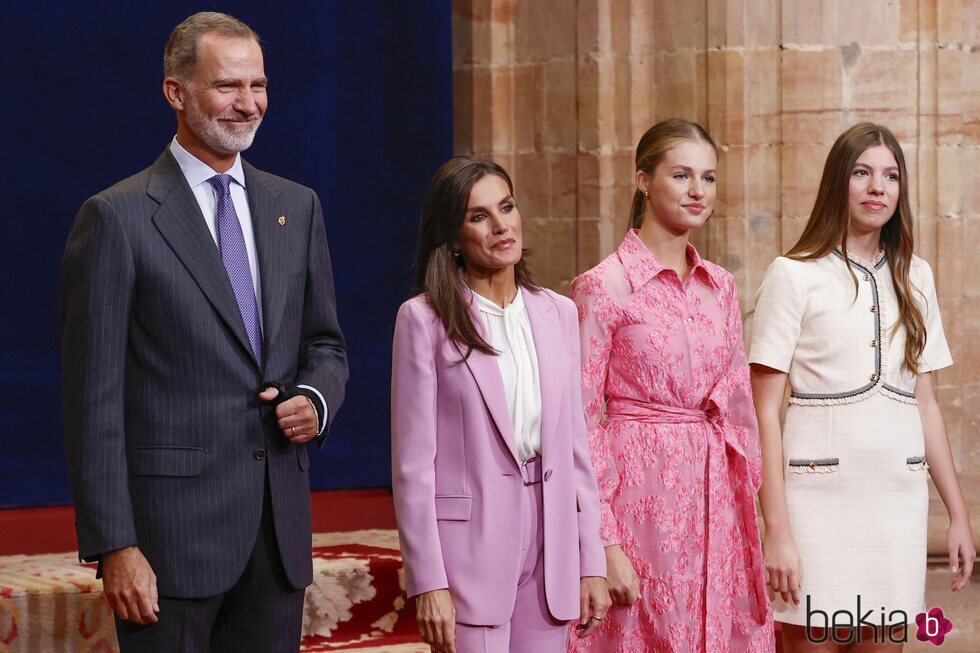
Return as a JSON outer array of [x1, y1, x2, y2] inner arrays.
[[461, 288, 521, 467], [523, 289, 562, 460]]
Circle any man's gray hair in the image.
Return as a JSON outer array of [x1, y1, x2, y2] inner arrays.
[[164, 12, 260, 81]]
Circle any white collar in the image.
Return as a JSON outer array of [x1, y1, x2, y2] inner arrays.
[[169, 136, 247, 190], [472, 286, 525, 317]]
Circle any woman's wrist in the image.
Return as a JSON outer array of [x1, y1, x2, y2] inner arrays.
[[763, 523, 794, 542], [948, 512, 973, 529]]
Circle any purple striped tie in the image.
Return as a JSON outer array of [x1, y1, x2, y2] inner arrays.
[[208, 174, 263, 366]]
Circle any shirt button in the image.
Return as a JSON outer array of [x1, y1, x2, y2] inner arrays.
[[254, 449, 266, 461], [870, 305, 877, 313], [687, 317, 694, 323], [869, 374, 877, 381], [870, 340, 877, 348], [864, 274, 870, 281]]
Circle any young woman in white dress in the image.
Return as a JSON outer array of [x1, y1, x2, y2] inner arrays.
[[749, 123, 975, 652]]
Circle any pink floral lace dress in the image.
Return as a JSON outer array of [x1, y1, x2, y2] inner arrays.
[[568, 231, 774, 653]]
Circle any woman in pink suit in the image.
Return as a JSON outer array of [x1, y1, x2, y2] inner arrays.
[[392, 157, 611, 653], [568, 120, 774, 652]]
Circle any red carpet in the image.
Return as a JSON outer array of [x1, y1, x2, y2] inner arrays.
[[0, 493, 782, 652], [0, 504, 77, 555], [0, 489, 397, 556], [0, 491, 424, 652]]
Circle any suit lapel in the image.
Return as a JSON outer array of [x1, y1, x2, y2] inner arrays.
[[460, 288, 521, 467], [147, 149, 256, 367], [244, 163, 287, 353], [523, 289, 562, 460]]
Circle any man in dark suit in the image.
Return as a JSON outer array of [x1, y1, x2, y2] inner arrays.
[[58, 12, 347, 652]]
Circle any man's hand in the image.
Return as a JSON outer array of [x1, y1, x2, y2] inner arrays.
[[258, 387, 318, 443], [102, 546, 159, 624]]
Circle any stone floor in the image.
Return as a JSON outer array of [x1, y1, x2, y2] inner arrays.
[[906, 562, 979, 652]]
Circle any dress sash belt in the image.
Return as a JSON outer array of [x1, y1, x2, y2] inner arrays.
[[604, 395, 769, 625], [605, 397, 708, 424]]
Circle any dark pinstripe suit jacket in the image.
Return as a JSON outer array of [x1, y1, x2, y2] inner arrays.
[[59, 148, 348, 598]]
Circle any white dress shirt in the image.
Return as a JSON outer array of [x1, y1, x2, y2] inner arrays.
[[169, 137, 263, 328], [473, 288, 542, 461], [169, 138, 327, 435]]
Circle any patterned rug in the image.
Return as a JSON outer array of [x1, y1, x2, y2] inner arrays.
[[0, 529, 426, 653]]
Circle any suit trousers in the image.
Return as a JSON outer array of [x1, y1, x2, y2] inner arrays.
[[454, 458, 569, 653], [115, 470, 306, 653]]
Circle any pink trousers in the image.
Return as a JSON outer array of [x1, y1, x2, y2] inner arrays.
[[452, 458, 570, 653]]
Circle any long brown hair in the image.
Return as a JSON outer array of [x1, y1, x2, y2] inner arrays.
[[629, 119, 719, 229], [786, 122, 925, 373], [412, 157, 538, 358]]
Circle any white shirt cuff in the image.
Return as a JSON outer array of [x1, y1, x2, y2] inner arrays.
[[296, 384, 328, 436]]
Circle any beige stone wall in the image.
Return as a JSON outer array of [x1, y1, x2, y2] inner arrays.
[[453, 0, 980, 552]]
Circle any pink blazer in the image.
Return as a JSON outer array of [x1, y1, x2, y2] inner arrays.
[[391, 286, 606, 625]]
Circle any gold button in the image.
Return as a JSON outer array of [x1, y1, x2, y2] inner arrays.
[[809, 462, 817, 470], [870, 305, 877, 313], [869, 373, 877, 381], [870, 340, 876, 348]]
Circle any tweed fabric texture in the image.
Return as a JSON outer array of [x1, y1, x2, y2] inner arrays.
[[749, 252, 952, 625]]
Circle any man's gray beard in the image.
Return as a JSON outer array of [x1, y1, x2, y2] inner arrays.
[[185, 97, 262, 154]]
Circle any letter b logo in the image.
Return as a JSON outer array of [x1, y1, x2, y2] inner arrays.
[[915, 607, 953, 646]]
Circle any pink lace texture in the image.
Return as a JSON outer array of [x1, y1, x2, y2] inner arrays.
[[568, 231, 774, 653]]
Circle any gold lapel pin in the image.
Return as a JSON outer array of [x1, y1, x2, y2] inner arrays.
[[278, 216, 286, 226]]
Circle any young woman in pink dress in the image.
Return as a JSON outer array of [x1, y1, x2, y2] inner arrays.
[[568, 119, 775, 652]]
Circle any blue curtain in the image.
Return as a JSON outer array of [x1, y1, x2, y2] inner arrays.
[[0, 1, 453, 507]]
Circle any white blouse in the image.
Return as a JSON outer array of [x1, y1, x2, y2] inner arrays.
[[748, 251, 952, 406], [473, 287, 542, 461]]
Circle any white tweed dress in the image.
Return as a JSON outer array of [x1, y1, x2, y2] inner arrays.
[[748, 251, 952, 626]]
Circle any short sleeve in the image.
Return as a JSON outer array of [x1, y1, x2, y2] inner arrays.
[[914, 260, 953, 373], [748, 257, 805, 373]]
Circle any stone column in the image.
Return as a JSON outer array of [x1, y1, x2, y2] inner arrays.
[[452, 0, 980, 548], [454, 0, 581, 293]]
